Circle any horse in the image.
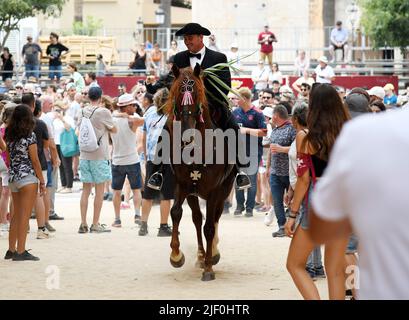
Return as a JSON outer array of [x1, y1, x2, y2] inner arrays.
[[162, 63, 237, 281]]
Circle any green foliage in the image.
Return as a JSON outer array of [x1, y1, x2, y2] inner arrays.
[[360, 0, 409, 55], [72, 16, 103, 36], [0, 0, 65, 47]]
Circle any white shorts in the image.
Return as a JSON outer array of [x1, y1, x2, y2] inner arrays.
[[1, 171, 9, 187]]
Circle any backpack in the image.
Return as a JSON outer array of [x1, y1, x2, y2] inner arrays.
[[78, 107, 101, 152]]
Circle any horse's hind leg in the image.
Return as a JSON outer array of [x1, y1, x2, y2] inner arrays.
[[170, 186, 186, 268], [187, 195, 205, 269]]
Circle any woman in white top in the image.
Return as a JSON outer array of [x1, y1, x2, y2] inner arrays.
[[292, 69, 315, 96], [268, 62, 283, 86], [294, 50, 310, 76], [52, 101, 76, 193], [167, 40, 179, 60]]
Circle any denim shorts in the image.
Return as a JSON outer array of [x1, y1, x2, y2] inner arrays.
[[49, 65, 62, 80], [80, 159, 112, 184], [46, 161, 53, 188], [346, 233, 359, 254], [9, 174, 39, 193], [111, 162, 142, 190], [298, 184, 314, 230]]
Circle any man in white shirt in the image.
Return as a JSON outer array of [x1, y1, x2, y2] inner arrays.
[[251, 61, 270, 95], [329, 21, 349, 63], [314, 56, 335, 84], [310, 108, 409, 299]]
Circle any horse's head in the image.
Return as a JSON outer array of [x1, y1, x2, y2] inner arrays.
[[165, 63, 207, 146]]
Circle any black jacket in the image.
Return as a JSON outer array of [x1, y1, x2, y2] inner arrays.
[[146, 72, 175, 95], [173, 47, 231, 110]]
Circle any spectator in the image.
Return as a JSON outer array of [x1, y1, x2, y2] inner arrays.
[[140, 88, 174, 236], [4, 104, 46, 261], [53, 100, 75, 194], [78, 86, 117, 233], [369, 100, 386, 113], [296, 83, 311, 103], [1, 47, 14, 81], [64, 83, 81, 125], [397, 82, 409, 108], [383, 83, 398, 107], [95, 54, 107, 77], [233, 87, 267, 217], [310, 96, 409, 300], [268, 62, 283, 86], [84, 72, 99, 88], [292, 69, 315, 95], [335, 86, 346, 101], [266, 105, 296, 237], [314, 56, 335, 84], [66, 62, 85, 93], [271, 80, 281, 98], [167, 40, 179, 60], [130, 43, 147, 75], [294, 50, 310, 76], [329, 21, 349, 63], [14, 82, 24, 97], [110, 93, 144, 227], [150, 43, 163, 75], [285, 83, 350, 300], [22, 36, 42, 81], [258, 25, 277, 68], [145, 56, 175, 95], [118, 83, 127, 97], [208, 34, 220, 52], [46, 32, 69, 83], [251, 61, 270, 97], [260, 88, 275, 107], [226, 43, 241, 75]]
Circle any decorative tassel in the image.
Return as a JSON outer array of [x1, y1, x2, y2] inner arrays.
[[181, 91, 194, 106], [199, 113, 204, 123]]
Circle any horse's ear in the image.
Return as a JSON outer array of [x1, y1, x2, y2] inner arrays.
[[172, 64, 180, 78], [193, 63, 201, 78]]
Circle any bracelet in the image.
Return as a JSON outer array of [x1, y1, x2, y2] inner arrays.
[[288, 214, 298, 219]]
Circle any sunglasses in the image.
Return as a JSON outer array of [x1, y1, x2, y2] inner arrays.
[[301, 89, 307, 92], [262, 96, 272, 100], [137, 91, 146, 94]]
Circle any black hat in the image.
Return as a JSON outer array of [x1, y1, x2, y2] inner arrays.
[[175, 23, 211, 36], [345, 93, 370, 118]]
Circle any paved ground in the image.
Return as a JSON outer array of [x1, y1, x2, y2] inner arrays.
[[0, 184, 328, 300]]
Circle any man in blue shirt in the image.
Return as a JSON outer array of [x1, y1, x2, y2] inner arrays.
[[232, 87, 267, 217], [329, 21, 349, 63]]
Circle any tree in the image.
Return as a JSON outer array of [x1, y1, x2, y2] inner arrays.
[[0, 0, 66, 48], [72, 16, 103, 36], [360, 0, 409, 56]]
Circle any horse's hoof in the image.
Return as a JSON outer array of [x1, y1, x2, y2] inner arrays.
[[201, 271, 216, 281], [212, 253, 221, 265], [170, 253, 185, 268], [195, 260, 205, 269]]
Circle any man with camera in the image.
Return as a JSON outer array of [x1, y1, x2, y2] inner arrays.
[[258, 25, 277, 69]]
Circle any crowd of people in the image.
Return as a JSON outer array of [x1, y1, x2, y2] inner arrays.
[[0, 24, 408, 300]]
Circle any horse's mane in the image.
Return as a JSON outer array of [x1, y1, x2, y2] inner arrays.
[[163, 68, 208, 116]]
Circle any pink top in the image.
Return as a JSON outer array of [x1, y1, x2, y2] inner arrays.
[[0, 127, 9, 167]]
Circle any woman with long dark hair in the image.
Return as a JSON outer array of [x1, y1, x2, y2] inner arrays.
[[4, 104, 46, 261], [1, 47, 14, 81], [285, 84, 351, 299]]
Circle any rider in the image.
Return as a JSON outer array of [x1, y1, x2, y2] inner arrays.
[[147, 23, 251, 191]]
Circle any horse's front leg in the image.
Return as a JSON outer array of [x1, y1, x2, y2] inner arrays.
[[170, 184, 187, 268], [187, 195, 205, 268]]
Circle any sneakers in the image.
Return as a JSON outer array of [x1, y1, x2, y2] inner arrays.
[[45, 222, 56, 233], [306, 266, 316, 280], [73, 175, 80, 182], [4, 250, 14, 260], [147, 172, 163, 190], [78, 223, 89, 234], [37, 228, 50, 239], [120, 202, 131, 210], [272, 227, 286, 238], [59, 188, 72, 194], [49, 212, 64, 220], [112, 219, 122, 228], [314, 266, 326, 279], [90, 223, 111, 233], [264, 209, 275, 226], [256, 205, 271, 213], [157, 224, 172, 237], [244, 210, 253, 217], [103, 192, 109, 200], [12, 250, 40, 261], [234, 207, 244, 216], [139, 221, 148, 236], [235, 172, 251, 190], [107, 193, 113, 201], [134, 214, 141, 225]]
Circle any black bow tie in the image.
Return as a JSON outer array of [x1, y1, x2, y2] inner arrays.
[[188, 52, 202, 59]]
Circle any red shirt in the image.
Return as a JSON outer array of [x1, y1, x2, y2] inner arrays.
[[258, 31, 275, 53]]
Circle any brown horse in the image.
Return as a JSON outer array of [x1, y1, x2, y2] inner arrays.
[[163, 64, 236, 281]]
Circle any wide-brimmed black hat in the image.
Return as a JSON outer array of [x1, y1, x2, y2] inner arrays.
[[175, 23, 211, 36]]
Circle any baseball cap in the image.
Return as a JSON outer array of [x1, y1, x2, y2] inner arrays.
[[345, 93, 371, 118], [367, 86, 385, 100], [262, 107, 273, 119], [88, 86, 103, 101]]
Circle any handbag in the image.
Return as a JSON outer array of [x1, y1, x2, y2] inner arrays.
[[60, 128, 79, 157]]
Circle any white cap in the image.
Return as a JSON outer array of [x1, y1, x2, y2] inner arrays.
[[262, 107, 273, 119], [230, 42, 238, 48], [318, 56, 329, 64], [367, 86, 385, 99], [117, 93, 138, 107], [279, 85, 292, 94]]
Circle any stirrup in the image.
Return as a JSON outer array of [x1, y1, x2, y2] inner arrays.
[[147, 172, 163, 191], [235, 172, 251, 190]]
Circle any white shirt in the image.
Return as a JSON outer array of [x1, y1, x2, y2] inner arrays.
[[268, 71, 283, 85], [53, 115, 75, 145], [66, 101, 81, 125], [330, 27, 349, 44], [189, 46, 206, 70], [312, 108, 409, 299], [251, 66, 269, 90], [314, 65, 335, 84]]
